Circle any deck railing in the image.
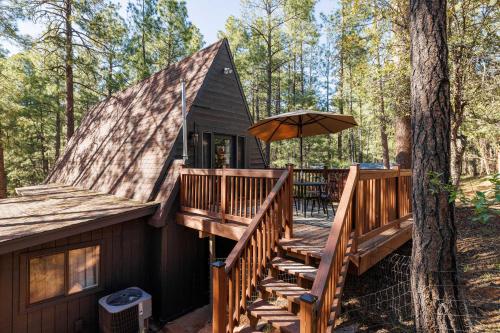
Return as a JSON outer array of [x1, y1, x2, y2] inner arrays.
[[300, 165, 412, 332], [354, 166, 412, 245], [180, 167, 286, 224], [293, 168, 349, 202], [212, 166, 294, 333]]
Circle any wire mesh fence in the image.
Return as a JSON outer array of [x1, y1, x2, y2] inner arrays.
[[210, 249, 499, 332], [339, 252, 499, 332]]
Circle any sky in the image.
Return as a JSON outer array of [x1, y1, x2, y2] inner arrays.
[[4, 0, 336, 55]]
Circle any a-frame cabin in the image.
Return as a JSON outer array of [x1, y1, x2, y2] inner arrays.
[[0, 39, 266, 332]]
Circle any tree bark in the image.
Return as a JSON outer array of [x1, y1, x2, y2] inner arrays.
[[376, 49, 390, 169], [265, 17, 272, 164], [55, 108, 61, 160], [65, 0, 74, 140], [410, 0, 467, 331], [395, 115, 412, 168]]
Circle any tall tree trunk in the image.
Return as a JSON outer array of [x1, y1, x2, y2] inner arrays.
[[376, 48, 390, 169], [265, 33, 272, 164], [55, 78, 62, 160], [55, 108, 61, 160], [410, 0, 467, 331], [300, 42, 304, 96], [107, 53, 114, 97], [141, 0, 147, 77], [65, 0, 74, 140], [275, 69, 281, 114], [337, 4, 346, 162], [395, 115, 412, 168]]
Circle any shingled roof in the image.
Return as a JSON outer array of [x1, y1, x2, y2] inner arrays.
[[46, 40, 225, 202]]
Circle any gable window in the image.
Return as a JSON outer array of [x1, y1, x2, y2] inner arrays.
[[26, 244, 100, 305]]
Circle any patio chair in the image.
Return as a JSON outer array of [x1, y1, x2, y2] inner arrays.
[[319, 174, 340, 218]]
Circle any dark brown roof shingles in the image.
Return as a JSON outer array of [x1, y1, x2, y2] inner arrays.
[[46, 40, 224, 202]]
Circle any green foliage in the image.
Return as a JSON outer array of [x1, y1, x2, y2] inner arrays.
[[428, 171, 500, 223]]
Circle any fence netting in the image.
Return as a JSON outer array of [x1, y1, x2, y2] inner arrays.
[[210, 250, 498, 332]]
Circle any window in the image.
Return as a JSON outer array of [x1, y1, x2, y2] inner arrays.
[[27, 244, 100, 305], [214, 134, 236, 168], [29, 253, 65, 303], [68, 246, 100, 294]]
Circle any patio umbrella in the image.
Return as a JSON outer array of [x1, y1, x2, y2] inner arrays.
[[248, 110, 357, 168]]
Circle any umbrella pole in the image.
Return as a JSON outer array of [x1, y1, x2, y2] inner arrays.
[[300, 135, 303, 170]]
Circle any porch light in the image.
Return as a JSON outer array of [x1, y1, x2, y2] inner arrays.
[[191, 132, 199, 146]]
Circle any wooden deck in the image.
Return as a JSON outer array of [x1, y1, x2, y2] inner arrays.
[[178, 166, 413, 332], [178, 206, 413, 274]]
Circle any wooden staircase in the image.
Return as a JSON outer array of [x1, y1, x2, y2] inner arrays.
[[244, 234, 353, 333], [178, 164, 413, 332]]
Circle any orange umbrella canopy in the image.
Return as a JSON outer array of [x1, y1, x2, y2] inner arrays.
[[248, 110, 358, 142]]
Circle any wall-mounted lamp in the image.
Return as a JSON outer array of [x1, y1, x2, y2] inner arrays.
[[223, 67, 233, 75], [191, 132, 199, 146]]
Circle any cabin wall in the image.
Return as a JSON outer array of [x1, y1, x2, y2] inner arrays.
[[0, 218, 151, 333], [173, 42, 265, 169], [150, 198, 209, 321]]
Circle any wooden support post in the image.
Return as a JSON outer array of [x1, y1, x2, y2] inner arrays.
[[351, 164, 360, 254], [394, 165, 401, 227], [285, 164, 294, 239], [179, 164, 185, 208], [212, 261, 227, 333], [299, 293, 317, 333], [221, 166, 226, 223]]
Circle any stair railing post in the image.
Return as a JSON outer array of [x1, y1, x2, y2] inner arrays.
[[221, 165, 226, 223], [300, 293, 317, 333], [212, 261, 227, 333], [351, 164, 360, 254], [285, 164, 294, 239]]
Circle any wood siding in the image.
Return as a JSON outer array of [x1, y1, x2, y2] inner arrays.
[[0, 218, 151, 333], [150, 200, 210, 321], [171, 41, 265, 169]]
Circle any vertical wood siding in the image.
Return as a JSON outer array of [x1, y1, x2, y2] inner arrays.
[[187, 42, 266, 169], [0, 218, 151, 333]]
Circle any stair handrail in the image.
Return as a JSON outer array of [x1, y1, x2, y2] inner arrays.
[[212, 165, 294, 333], [300, 164, 360, 333]]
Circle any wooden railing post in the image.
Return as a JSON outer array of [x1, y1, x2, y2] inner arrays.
[[221, 166, 227, 223], [299, 293, 317, 333], [179, 164, 185, 208], [285, 164, 294, 239], [212, 261, 227, 333], [394, 165, 401, 227], [351, 164, 360, 254]]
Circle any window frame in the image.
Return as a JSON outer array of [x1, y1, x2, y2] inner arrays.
[[19, 240, 103, 312]]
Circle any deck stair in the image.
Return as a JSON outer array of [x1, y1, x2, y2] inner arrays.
[[179, 165, 413, 332]]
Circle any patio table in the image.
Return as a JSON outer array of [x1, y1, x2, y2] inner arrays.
[[293, 181, 325, 217]]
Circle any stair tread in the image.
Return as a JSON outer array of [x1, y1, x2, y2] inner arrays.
[[271, 257, 317, 281], [247, 299, 299, 333], [260, 277, 310, 303], [279, 240, 324, 258]]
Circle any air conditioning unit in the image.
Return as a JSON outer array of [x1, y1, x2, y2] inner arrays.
[[98, 287, 152, 333]]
